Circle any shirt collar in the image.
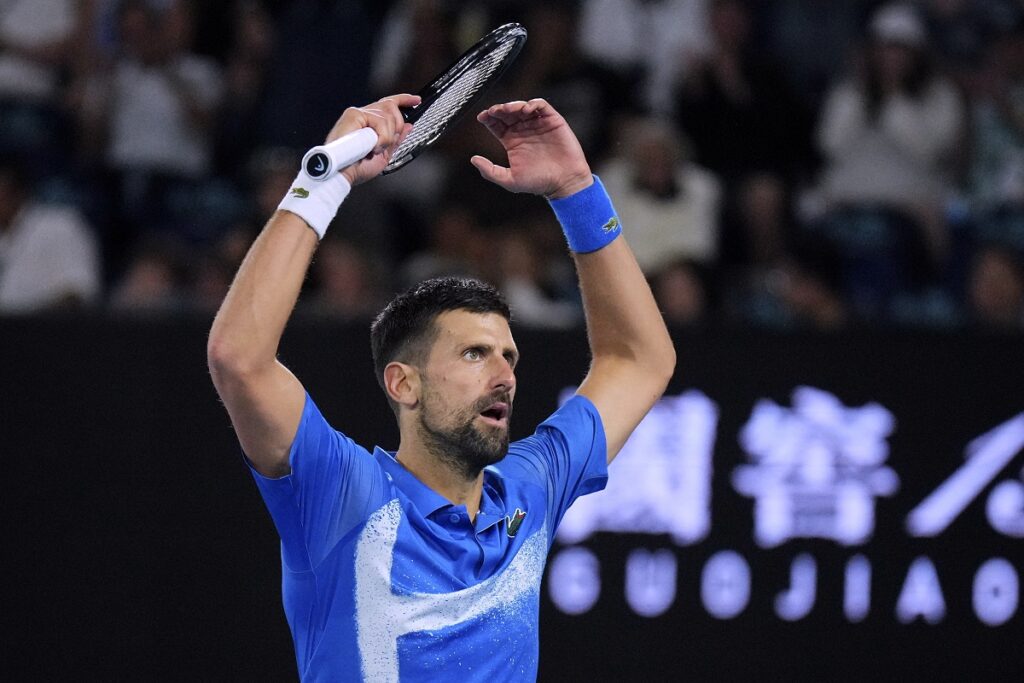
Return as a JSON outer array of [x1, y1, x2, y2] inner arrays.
[[373, 447, 452, 517], [476, 475, 504, 531], [373, 447, 506, 530]]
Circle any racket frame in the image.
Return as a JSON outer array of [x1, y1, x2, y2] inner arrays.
[[301, 23, 527, 181]]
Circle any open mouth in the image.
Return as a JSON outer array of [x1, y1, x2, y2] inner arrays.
[[478, 402, 509, 426]]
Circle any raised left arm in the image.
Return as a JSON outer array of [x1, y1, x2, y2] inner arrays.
[[571, 235, 676, 461], [472, 99, 676, 462]]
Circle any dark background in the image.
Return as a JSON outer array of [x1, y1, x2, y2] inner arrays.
[[2, 316, 1023, 681]]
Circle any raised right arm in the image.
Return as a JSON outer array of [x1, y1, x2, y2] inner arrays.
[[207, 94, 418, 477], [207, 211, 318, 478]]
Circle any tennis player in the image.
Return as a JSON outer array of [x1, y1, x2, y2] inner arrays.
[[208, 94, 675, 681]]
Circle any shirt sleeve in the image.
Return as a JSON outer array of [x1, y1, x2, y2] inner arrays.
[[247, 394, 390, 571], [494, 395, 609, 540]]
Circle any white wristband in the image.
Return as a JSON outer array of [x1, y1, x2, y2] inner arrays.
[[277, 168, 352, 239]]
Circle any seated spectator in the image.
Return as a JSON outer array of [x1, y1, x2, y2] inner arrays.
[[213, 0, 275, 180], [225, 147, 303, 241], [967, 244, 1024, 328], [367, 1, 462, 234], [576, 0, 712, 115], [0, 160, 101, 313], [400, 201, 485, 288], [303, 238, 386, 321], [652, 259, 710, 327], [780, 239, 851, 329], [370, 0, 460, 99], [731, 236, 850, 329], [78, 0, 223, 248], [966, 21, 1024, 209], [922, 0, 1019, 89], [0, 0, 81, 166], [721, 171, 794, 270], [720, 172, 799, 323], [760, 0, 873, 112], [93, 0, 222, 180], [599, 118, 722, 276], [108, 236, 184, 314], [187, 251, 234, 315], [675, 0, 812, 184], [496, 230, 581, 330], [509, 2, 633, 162], [813, 206, 938, 318], [816, 3, 964, 265], [256, 0, 382, 150]]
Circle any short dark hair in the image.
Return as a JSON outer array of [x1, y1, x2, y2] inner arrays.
[[370, 277, 511, 402]]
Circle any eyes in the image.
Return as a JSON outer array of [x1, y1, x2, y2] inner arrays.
[[462, 346, 518, 368]]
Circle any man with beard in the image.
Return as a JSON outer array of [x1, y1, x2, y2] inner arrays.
[[208, 94, 675, 682]]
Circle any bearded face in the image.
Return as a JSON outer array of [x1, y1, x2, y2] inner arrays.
[[398, 309, 518, 480], [416, 378, 513, 479]]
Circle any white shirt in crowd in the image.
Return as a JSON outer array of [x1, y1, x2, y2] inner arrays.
[[817, 79, 964, 207], [599, 158, 722, 275], [105, 55, 222, 177], [576, 0, 711, 115], [0, 202, 101, 312], [0, 0, 76, 102]]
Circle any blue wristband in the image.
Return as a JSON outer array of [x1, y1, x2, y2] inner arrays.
[[547, 175, 622, 253]]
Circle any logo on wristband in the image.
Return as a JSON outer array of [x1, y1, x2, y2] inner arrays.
[[602, 216, 620, 233], [290, 187, 310, 199]]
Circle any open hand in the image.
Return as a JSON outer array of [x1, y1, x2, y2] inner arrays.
[[471, 99, 592, 199]]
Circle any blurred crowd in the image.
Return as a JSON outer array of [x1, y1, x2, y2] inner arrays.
[[2, 0, 1024, 330]]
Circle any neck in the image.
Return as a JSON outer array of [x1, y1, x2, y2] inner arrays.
[[395, 440, 485, 520]]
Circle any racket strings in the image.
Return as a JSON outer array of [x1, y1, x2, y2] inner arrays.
[[387, 38, 519, 167]]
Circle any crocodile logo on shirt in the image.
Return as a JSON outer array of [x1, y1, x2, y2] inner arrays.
[[505, 508, 527, 538], [602, 216, 620, 233]]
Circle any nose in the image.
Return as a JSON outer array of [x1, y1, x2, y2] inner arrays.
[[492, 356, 516, 394]]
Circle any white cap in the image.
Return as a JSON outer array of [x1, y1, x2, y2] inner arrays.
[[870, 3, 926, 47]]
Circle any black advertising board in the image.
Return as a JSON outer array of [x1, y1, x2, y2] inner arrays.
[[2, 318, 1021, 680], [539, 331, 1024, 681]]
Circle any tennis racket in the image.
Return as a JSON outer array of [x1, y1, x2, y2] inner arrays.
[[302, 22, 528, 181]]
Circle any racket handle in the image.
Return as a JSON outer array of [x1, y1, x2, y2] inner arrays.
[[301, 128, 379, 181]]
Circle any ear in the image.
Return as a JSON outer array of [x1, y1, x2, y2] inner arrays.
[[383, 362, 420, 409]]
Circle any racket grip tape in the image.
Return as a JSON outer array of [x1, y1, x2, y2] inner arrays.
[[547, 175, 623, 253], [301, 128, 379, 181]]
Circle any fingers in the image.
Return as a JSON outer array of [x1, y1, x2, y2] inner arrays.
[[359, 98, 407, 154], [479, 98, 551, 126], [520, 98, 551, 117], [375, 94, 418, 151], [357, 108, 396, 154], [470, 155, 514, 190], [476, 109, 508, 139], [477, 99, 557, 143], [384, 93, 421, 109], [480, 101, 526, 127], [326, 93, 419, 150]]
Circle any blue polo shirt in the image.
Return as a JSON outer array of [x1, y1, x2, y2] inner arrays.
[[249, 393, 608, 682]]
